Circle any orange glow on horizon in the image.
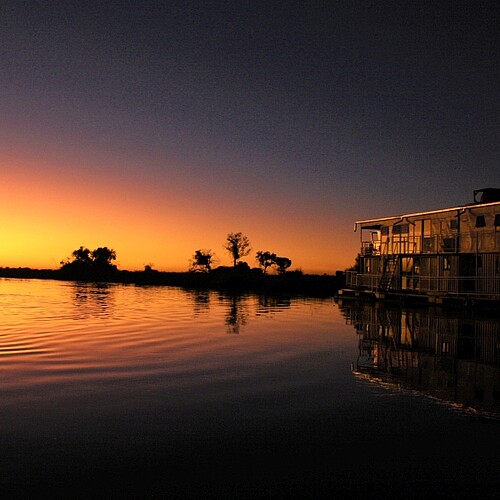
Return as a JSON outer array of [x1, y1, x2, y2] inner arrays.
[[1, 154, 358, 273]]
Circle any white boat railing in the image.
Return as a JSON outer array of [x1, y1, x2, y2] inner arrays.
[[346, 271, 500, 298]]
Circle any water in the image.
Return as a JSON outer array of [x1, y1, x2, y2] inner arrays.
[[0, 279, 498, 498]]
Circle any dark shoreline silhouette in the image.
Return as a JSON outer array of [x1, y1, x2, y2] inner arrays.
[[0, 266, 343, 297]]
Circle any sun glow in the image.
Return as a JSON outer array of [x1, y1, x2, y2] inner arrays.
[[1, 153, 357, 273]]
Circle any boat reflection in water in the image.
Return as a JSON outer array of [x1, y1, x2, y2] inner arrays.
[[338, 299, 500, 419]]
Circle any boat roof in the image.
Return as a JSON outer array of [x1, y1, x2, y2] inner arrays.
[[355, 200, 500, 230]]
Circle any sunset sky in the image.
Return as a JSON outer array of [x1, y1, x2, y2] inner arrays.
[[1, 1, 498, 273]]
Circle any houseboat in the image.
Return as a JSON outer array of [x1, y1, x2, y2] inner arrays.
[[343, 188, 500, 304]]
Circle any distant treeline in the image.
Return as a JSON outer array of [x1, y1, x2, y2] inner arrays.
[[0, 234, 345, 296], [0, 266, 345, 297]]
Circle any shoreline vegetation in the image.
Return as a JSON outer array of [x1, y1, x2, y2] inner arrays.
[[0, 266, 344, 297], [0, 235, 346, 296], [0, 235, 345, 296]]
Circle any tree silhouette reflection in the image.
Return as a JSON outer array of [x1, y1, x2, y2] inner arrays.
[[256, 295, 291, 317], [221, 293, 249, 334], [190, 289, 211, 316], [71, 282, 115, 320]]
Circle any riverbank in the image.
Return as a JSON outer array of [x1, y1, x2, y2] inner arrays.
[[0, 266, 344, 297]]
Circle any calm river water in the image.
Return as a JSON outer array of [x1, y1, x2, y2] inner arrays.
[[0, 278, 498, 498]]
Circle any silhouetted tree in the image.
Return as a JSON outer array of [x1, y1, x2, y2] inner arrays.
[[275, 256, 292, 274], [71, 246, 92, 264], [91, 247, 117, 269], [190, 249, 215, 272], [224, 232, 251, 267], [256, 250, 276, 274], [235, 261, 250, 272], [60, 246, 92, 271], [60, 246, 117, 274]]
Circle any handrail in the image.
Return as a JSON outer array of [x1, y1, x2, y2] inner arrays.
[[346, 271, 500, 298]]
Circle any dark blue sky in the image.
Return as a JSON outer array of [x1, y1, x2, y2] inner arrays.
[[1, 1, 499, 271]]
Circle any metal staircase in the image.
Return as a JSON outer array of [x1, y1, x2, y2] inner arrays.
[[379, 255, 399, 292]]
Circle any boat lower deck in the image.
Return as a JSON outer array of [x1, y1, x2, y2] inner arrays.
[[338, 287, 500, 308]]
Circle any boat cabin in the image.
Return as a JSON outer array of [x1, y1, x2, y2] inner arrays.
[[346, 189, 500, 302]]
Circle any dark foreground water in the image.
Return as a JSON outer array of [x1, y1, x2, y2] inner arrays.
[[0, 279, 498, 498]]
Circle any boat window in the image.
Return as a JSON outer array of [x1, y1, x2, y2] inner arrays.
[[475, 215, 486, 228], [381, 226, 389, 236], [392, 223, 409, 234], [422, 219, 431, 237], [442, 238, 456, 252], [494, 214, 500, 227], [402, 258, 413, 273]]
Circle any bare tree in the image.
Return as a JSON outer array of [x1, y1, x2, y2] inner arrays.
[[190, 249, 215, 272], [224, 232, 251, 267]]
